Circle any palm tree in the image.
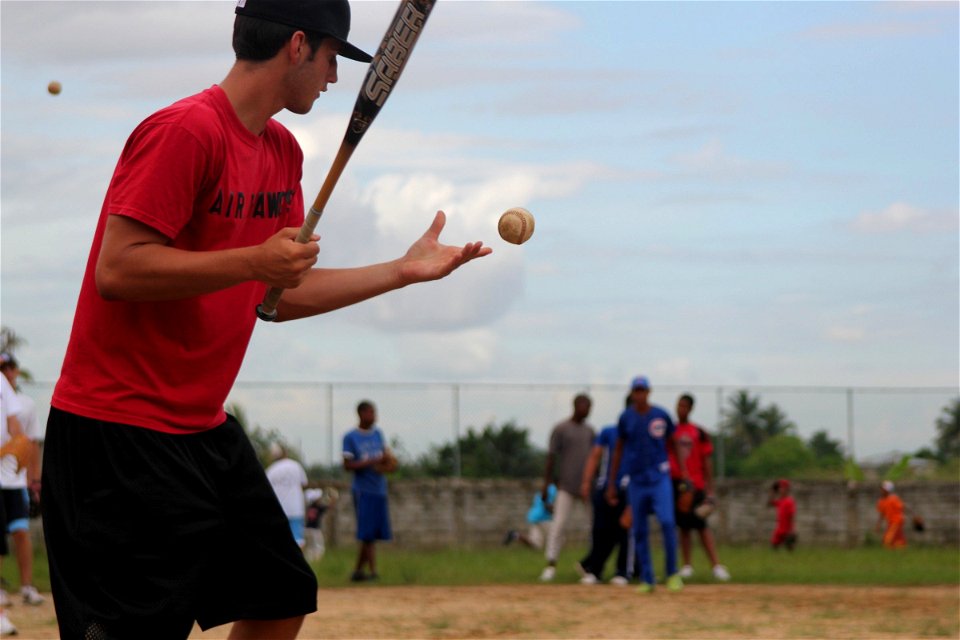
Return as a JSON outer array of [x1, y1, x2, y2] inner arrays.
[[934, 397, 960, 461]]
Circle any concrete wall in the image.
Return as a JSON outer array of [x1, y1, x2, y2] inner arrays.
[[321, 479, 959, 549]]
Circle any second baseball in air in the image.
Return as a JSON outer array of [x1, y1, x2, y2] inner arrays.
[[498, 207, 535, 245]]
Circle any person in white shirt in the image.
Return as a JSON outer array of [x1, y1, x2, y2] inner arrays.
[[0, 353, 44, 610], [266, 443, 309, 549]]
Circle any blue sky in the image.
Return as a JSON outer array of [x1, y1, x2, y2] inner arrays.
[[1, 1, 957, 463]]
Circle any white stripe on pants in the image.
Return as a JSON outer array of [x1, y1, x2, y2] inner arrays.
[[545, 489, 579, 563]]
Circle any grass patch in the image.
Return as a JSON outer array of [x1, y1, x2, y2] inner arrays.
[[313, 543, 959, 587], [6, 539, 957, 592]]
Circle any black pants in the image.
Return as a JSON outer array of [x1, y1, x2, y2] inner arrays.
[[579, 486, 629, 579]]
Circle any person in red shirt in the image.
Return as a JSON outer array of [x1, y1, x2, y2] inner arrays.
[[41, 2, 490, 639], [768, 479, 797, 550], [875, 480, 910, 549], [669, 394, 730, 581]]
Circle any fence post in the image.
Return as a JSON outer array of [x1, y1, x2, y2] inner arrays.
[[452, 384, 462, 478], [327, 383, 334, 468], [846, 387, 855, 461], [716, 386, 725, 479]]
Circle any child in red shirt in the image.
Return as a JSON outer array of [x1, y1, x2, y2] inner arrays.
[[768, 479, 796, 550]]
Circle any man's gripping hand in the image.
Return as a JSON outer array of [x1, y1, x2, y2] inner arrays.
[[254, 227, 320, 289]]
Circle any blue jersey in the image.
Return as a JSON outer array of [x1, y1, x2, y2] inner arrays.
[[617, 405, 675, 485], [342, 427, 388, 495], [594, 425, 628, 491]]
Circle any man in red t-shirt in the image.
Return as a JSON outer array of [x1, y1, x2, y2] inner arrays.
[[42, 2, 490, 639], [768, 479, 797, 550], [668, 394, 730, 581]]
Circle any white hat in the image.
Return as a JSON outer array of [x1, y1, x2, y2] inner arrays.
[[881, 480, 894, 492]]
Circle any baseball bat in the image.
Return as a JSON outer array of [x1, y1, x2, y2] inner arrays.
[[256, 0, 438, 321]]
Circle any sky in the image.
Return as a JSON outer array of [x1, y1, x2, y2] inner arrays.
[[1, 0, 958, 465]]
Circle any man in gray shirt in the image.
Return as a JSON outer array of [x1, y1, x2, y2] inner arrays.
[[539, 394, 595, 581]]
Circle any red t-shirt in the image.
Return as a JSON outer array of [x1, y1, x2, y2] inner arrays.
[[52, 86, 304, 434], [774, 496, 796, 534], [669, 422, 714, 490]]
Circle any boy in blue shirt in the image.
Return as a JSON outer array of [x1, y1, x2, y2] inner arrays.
[[342, 400, 392, 582], [605, 376, 686, 592]]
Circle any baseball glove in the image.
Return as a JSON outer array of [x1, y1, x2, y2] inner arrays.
[[373, 450, 398, 474], [694, 496, 716, 519], [676, 481, 694, 513], [0, 433, 35, 474], [912, 515, 926, 532]]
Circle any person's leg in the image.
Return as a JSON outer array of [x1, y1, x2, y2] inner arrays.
[[679, 528, 693, 567], [367, 541, 378, 576], [228, 615, 304, 640], [652, 477, 678, 577], [544, 489, 573, 566], [632, 486, 655, 586], [11, 529, 32, 583], [699, 527, 721, 566]]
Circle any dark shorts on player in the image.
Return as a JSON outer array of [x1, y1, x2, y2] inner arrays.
[[42, 408, 318, 640], [0, 489, 7, 556], [2, 487, 30, 532], [673, 480, 708, 531], [353, 490, 392, 543]]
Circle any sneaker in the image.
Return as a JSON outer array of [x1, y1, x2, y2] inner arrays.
[[679, 564, 694, 579], [609, 575, 629, 586], [574, 561, 588, 578], [0, 612, 16, 636], [0, 591, 9, 608], [666, 573, 684, 592], [712, 564, 731, 582], [636, 582, 655, 594], [350, 571, 368, 582], [539, 566, 556, 582], [503, 530, 518, 545], [579, 573, 598, 585], [20, 586, 44, 606]]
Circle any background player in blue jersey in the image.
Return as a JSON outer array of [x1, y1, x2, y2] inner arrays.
[[577, 395, 632, 585], [606, 376, 687, 593], [342, 400, 393, 582]]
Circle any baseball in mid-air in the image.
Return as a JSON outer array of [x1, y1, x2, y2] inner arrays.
[[498, 207, 535, 245], [47, 81, 62, 95]]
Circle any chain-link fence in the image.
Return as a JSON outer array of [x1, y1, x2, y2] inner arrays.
[[20, 380, 957, 476]]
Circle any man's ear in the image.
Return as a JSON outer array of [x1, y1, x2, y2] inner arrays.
[[287, 31, 308, 63]]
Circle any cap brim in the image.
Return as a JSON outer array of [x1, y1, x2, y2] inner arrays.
[[337, 40, 372, 63]]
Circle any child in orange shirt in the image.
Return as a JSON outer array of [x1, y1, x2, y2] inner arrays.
[[875, 480, 911, 549]]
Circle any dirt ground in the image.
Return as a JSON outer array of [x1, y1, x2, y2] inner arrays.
[[7, 584, 957, 639]]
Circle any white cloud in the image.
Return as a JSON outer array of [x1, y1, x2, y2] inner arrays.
[[850, 202, 957, 234], [825, 326, 866, 343]]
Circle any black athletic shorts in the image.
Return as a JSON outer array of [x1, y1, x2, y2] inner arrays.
[[42, 408, 318, 640], [673, 480, 708, 531], [0, 488, 7, 556]]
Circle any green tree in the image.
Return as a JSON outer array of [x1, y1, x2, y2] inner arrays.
[[0, 326, 32, 381], [807, 430, 845, 469], [740, 434, 815, 478], [933, 397, 960, 461], [226, 401, 303, 468], [720, 390, 797, 476], [418, 421, 544, 478]]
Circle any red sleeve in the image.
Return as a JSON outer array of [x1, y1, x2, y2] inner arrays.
[[107, 119, 219, 239]]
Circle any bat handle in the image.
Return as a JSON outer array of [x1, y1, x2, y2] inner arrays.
[[255, 207, 324, 322]]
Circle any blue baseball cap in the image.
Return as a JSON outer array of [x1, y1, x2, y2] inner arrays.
[[630, 375, 650, 390]]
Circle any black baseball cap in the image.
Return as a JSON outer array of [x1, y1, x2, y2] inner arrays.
[[235, 0, 373, 62]]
